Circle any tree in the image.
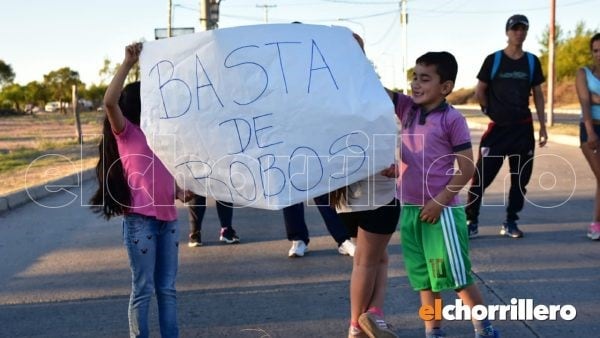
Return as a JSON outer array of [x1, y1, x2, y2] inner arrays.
[[98, 57, 114, 85], [97, 39, 145, 85], [99, 57, 140, 84], [0, 83, 25, 111], [23, 81, 49, 108], [43, 67, 83, 113], [0, 60, 15, 88], [538, 21, 595, 82], [80, 83, 107, 107], [537, 23, 564, 55]]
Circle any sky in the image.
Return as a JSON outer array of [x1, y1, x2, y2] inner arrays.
[[1, 0, 598, 90]]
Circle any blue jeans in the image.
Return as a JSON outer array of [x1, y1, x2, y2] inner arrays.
[[123, 213, 179, 338]]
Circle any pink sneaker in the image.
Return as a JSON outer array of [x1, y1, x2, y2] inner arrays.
[[588, 222, 600, 240], [348, 325, 369, 338]]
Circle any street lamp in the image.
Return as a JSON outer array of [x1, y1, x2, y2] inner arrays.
[[157, 1, 194, 39]]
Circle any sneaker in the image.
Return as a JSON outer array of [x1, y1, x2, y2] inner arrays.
[[475, 326, 500, 338], [288, 240, 308, 257], [188, 231, 202, 247], [500, 221, 523, 238], [468, 221, 479, 239], [587, 222, 600, 240], [348, 326, 369, 338], [358, 312, 398, 338], [219, 227, 240, 244], [426, 328, 447, 338], [338, 239, 356, 257]]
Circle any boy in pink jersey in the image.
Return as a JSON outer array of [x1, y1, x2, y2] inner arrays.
[[390, 52, 499, 338]]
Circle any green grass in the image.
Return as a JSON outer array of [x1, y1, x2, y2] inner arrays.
[[28, 110, 102, 125], [0, 148, 44, 171]]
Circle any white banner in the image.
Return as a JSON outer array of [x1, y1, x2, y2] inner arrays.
[[139, 24, 396, 210]]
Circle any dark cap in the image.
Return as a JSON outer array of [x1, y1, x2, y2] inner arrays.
[[506, 14, 529, 31]]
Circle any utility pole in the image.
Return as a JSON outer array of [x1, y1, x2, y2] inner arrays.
[[199, 0, 202, 29], [201, 0, 209, 30], [256, 2, 276, 23], [168, 0, 173, 37], [72, 85, 82, 144], [547, 0, 556, 126], [400, 0, 408, 94]]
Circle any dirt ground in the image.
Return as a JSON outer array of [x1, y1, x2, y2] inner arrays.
[[0, 111, 103, 196]]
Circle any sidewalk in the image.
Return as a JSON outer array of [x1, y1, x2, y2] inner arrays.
[[458, 105, 580, 147], [0, 169, 95, 214]]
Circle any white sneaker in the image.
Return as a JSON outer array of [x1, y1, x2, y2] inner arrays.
[[288, 240, 308, 257], [338, 239, 356, 257]]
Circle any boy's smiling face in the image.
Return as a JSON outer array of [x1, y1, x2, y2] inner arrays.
[[411, 63, 453, 112]]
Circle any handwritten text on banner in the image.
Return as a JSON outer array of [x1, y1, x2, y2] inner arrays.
[[139, 24, 396, 209]]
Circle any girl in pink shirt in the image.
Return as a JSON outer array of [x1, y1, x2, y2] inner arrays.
[[90, 43, 192, 338]]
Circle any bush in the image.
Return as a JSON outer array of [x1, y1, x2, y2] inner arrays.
[[447, 87, 476, 105], [0, 108, 21, 117]]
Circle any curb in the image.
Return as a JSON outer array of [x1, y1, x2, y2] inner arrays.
[[467, 120, 580, 147], [0, 169, 95, 215]]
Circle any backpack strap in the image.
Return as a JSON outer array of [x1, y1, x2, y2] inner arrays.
[[526, 52, 535, 86], [490, 50, 535, 86], [490, 50, 503, 80]]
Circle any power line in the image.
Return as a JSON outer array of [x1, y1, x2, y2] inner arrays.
[[256, 2, 277, 23], [410, 0, 597, 14], [320, 0, 399, 4]]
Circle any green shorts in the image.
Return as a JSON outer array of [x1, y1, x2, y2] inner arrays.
[[400, 204, 473, 292]]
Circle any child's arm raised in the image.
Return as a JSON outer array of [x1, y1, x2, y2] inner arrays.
[[420, 148, 475, 223], [103, 43, 142, 133]]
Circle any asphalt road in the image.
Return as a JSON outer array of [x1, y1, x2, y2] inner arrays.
[[0, 127, 598, 338]]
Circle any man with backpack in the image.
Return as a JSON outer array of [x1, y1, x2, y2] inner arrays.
[[466, 14, 548, 239]]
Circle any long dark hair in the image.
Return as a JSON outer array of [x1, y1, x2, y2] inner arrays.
[[329, 186, 348, 210], [89, 82, 141, 219]]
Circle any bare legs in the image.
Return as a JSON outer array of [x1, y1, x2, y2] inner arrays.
[[581, 145, 600, 222], [350, 227, 393, 324]]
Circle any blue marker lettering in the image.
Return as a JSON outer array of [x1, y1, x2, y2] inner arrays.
[[224, 45, 268, 106], [148, 60, 192, 119], [307, 39, 339, 93], [195, 55, 224, 109]]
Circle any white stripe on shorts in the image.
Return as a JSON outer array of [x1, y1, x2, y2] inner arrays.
[[440, 208, 467, 287]]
